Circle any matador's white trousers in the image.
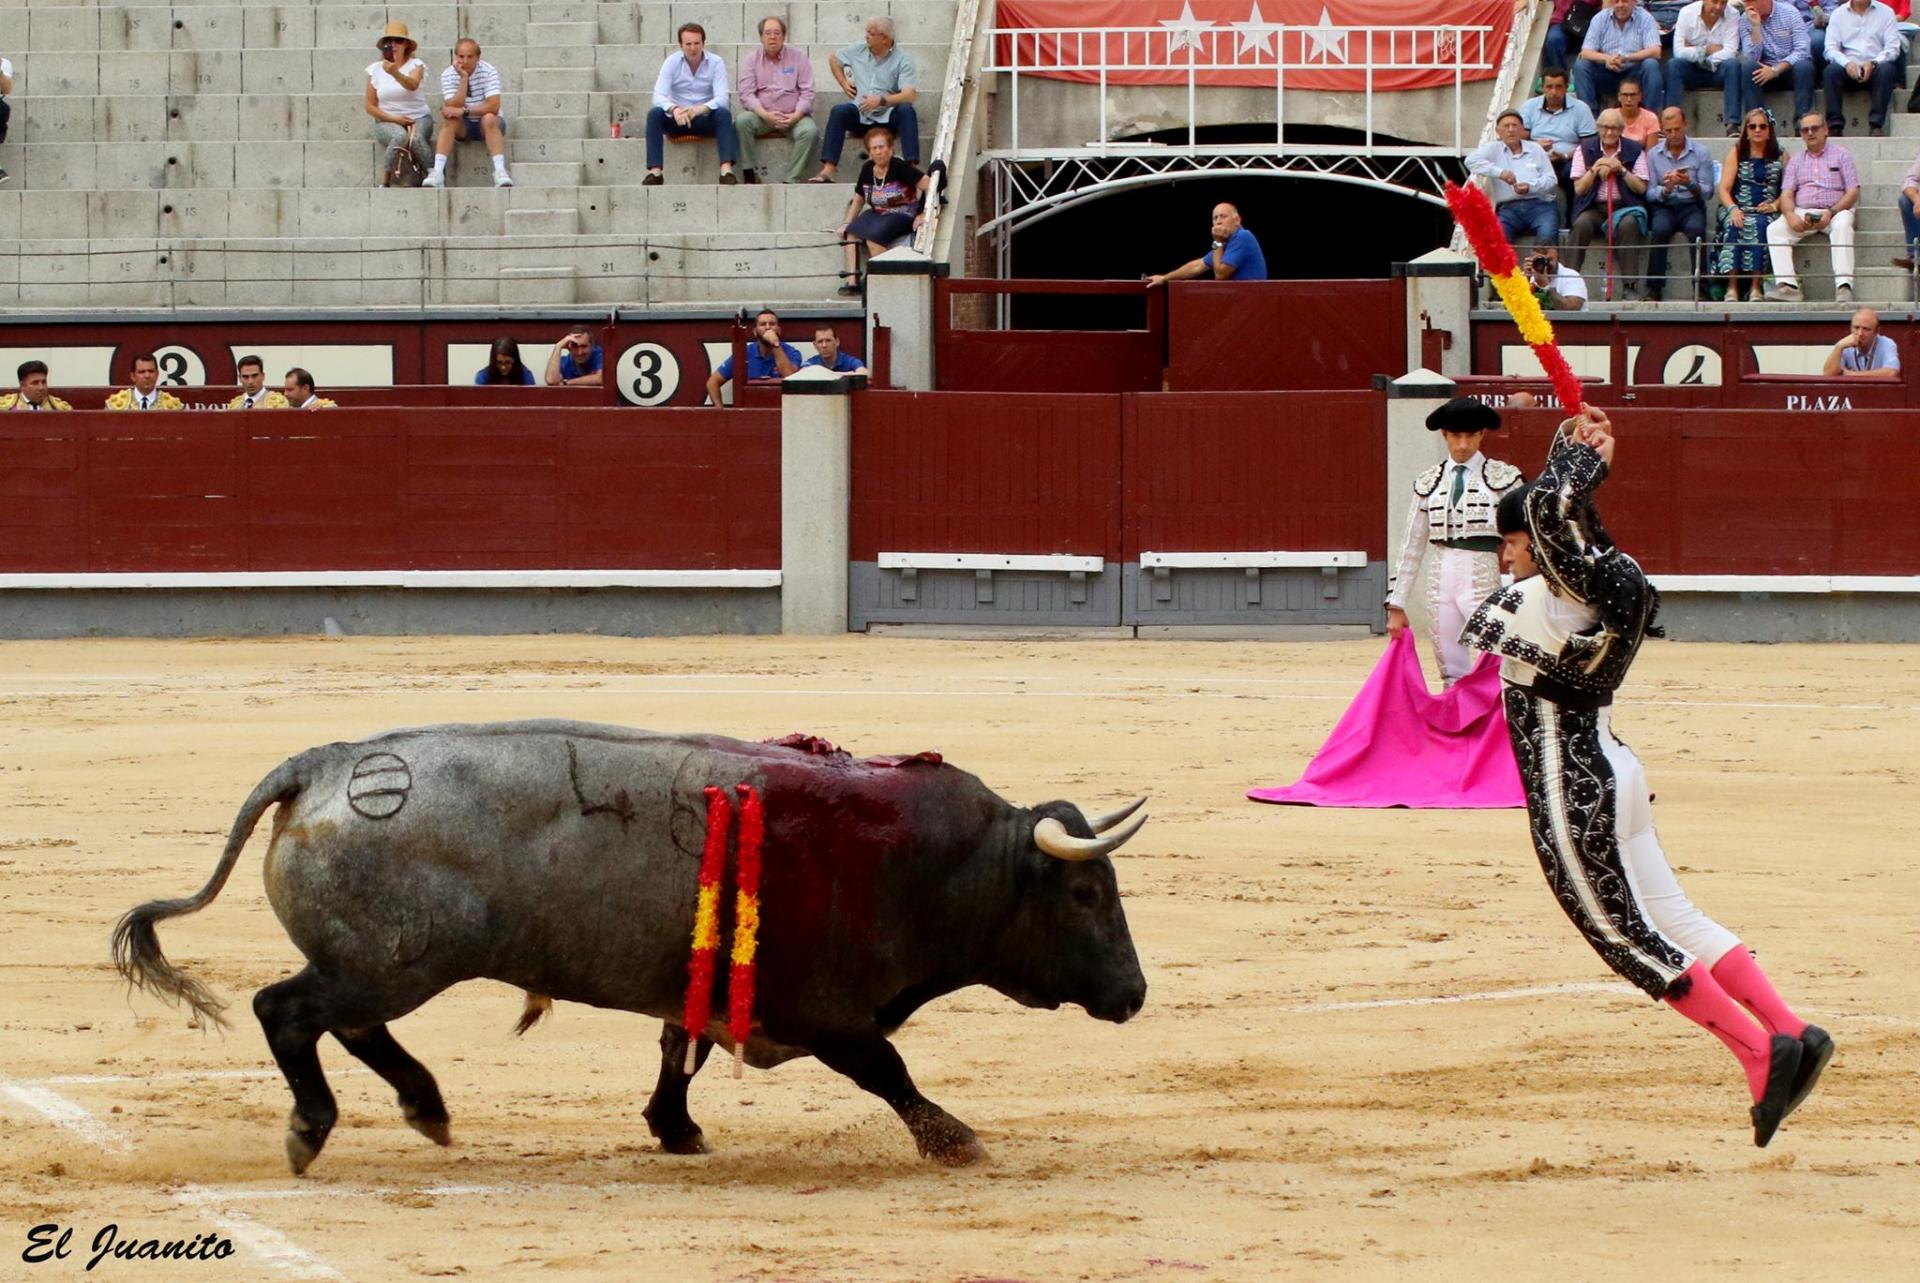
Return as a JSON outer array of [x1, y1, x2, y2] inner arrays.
[[1600, 712, 1741, 969], [1428, 546, 1499, 686]]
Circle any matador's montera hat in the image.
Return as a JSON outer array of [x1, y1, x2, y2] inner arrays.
[[1425, 397, 1502, 433]]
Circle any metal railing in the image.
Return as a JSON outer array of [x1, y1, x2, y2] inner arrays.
[[914, 0, 986, 256], [984, 21, 1498, 156]]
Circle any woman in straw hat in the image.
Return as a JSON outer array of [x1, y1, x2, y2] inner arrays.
[[366, 20, 432, 182]]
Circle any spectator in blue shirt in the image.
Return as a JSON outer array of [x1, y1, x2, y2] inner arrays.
[[1644, 107, 1719, 299], [705, 309, 803, 405], [1731, 0, 1817, 123], [1145, 203, 1267, 287], [545, 325, 604, 387], [1821, 306, 1901, 376], [475, 337, 536, 385], [1521, 68, 1599, 200], [1576, 0, 1666, 112], [803, 325, 868, 374]]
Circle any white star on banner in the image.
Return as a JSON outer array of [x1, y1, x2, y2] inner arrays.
[[1232, 2, 1282, 58], [1303, 6, 1349, 63], [1157, 1, 1215, 57]]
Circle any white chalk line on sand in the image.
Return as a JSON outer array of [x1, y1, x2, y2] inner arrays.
[[0, 1070, 347, 1280], [33, 1067, 370, 1087], [173, 1188, 346, 1281], [0, 682, 1911, 714]]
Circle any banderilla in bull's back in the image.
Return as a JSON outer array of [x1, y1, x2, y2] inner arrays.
[[111, 720, 1150, 1173]]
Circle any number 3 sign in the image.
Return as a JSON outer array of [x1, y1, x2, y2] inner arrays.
[[614, 342, 681, 406]]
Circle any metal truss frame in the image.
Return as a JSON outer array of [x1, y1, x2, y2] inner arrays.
[[978, 148, 1465, 243]]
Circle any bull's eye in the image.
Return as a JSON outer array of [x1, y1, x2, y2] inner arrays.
[[1070, 883, 1099, 908]]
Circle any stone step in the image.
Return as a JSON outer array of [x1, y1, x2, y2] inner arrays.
[[527, 22, 599, 47], [521, 66, 597, 95], [522, 91, 595, 118], [504, 207, 581, 236], [512, 115, 594, 142], [508, 161, 589, 187], [499, 265, 579, 305]]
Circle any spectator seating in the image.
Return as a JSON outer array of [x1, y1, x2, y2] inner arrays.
[[0, 2, 957, 307]]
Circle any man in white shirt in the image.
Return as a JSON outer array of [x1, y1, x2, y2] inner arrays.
[[1822, 0, 1902, 135], [644, 22, 739, 186], [1665, 0, 1741, 135], [425, 39, 511, 188], [1466, 111, 1561, 243]]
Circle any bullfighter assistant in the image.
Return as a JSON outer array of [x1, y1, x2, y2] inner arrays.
[[1463, 406, 1831, 1148], [1386, 397, 1525, 687]]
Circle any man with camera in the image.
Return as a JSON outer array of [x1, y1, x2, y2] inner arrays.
[[1645, 106, 1717, 300], [1526, 246, 1590, 311], [705, 309, 803, 406]]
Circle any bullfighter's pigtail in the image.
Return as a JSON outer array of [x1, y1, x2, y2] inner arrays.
[[727, 784, 765, 1079], [1444, 180, 1585, 413], [682, 785, 732, 1073]]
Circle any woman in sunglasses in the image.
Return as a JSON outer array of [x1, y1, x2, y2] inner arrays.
[[366, 21, 432, 184], [1713, 109, 1784, 301]]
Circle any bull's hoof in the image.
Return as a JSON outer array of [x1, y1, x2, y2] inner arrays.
[[914, 1117, 987, 1166], [925, 1133, 988, 1167], [403, 1102, 452, 1147], [285, 1129, 323, 1176], [408, 1115, 453, 1147], [656, 1128, 710, 1156]]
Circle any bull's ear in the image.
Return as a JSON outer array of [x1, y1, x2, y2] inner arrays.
[[1033, 813, 1147, 862]]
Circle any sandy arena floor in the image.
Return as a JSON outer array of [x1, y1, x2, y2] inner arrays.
[[1, 634, 1915, 1282]]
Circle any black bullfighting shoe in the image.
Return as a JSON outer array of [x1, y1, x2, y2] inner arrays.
[[1750, 1033, 1804, 1148], [1786, 1025, 1834, 1118]]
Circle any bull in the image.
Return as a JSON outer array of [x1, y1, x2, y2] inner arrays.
[[112, 721, 1148, 1173]]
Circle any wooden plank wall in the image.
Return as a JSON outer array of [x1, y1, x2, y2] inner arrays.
[[0, 409, 780, 572]]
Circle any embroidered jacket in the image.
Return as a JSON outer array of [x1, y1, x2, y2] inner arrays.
[[0, 393, 73, 411], [1461, 429, 1662, 706], [104, 387, 185, 411], [1384, 452, 1526, 609], [228, 390, 292, 410]]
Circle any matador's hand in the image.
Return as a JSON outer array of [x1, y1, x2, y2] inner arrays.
[[1386, 606, 1409, 638]]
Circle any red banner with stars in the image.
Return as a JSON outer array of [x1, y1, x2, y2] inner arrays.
[[995, 0, 1514, 91]]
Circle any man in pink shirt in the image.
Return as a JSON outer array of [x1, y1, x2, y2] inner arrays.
[[1765, 113, 1861, 301], [735, 15, 818, 184]]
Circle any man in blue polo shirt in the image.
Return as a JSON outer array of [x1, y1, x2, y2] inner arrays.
[[803, 324, 868, 373], [1145, 203, 1267, 287], [705, 308, 803, 405]]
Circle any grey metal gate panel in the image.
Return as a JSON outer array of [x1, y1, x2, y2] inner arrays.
[[1122, 562, 1388, 627], [849, 562, 1124, 628]]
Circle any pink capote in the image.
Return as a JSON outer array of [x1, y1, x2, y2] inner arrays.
[[1247, 630, 1524, 809]]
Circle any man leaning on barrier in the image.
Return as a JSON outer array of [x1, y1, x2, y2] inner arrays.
[[705, 309, 802, 406], [1144, 203, 1268, 287], [1821, 306, 1901, 375]]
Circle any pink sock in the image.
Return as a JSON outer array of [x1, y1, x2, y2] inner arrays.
[[1664, 962, 1773, 1101], [1710, 946, 1808, 1039]]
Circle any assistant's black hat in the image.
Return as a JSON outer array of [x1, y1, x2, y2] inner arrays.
[[1425, 397, 1501, 433]]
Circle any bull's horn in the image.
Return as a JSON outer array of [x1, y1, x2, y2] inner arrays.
[[1034, 813, 1148, 862], [1087, 797, 1147, 835]]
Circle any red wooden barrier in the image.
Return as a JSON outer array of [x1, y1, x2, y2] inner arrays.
[[1496, 408, 1920, 576], [0, 409, 779, 573], [849, 391, 1125, 560], [45, 385, 609, 411], [1164, 281, 1404, 392], [1123, 391, 1388, 559], [932, 279, 1166, 394]]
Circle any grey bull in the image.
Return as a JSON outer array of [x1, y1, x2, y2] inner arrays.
[[113, 721, 1149, 1172]]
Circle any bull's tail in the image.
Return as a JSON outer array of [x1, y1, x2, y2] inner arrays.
[[111, 755, 306, 1031], [513, 992, 553, 1036]]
